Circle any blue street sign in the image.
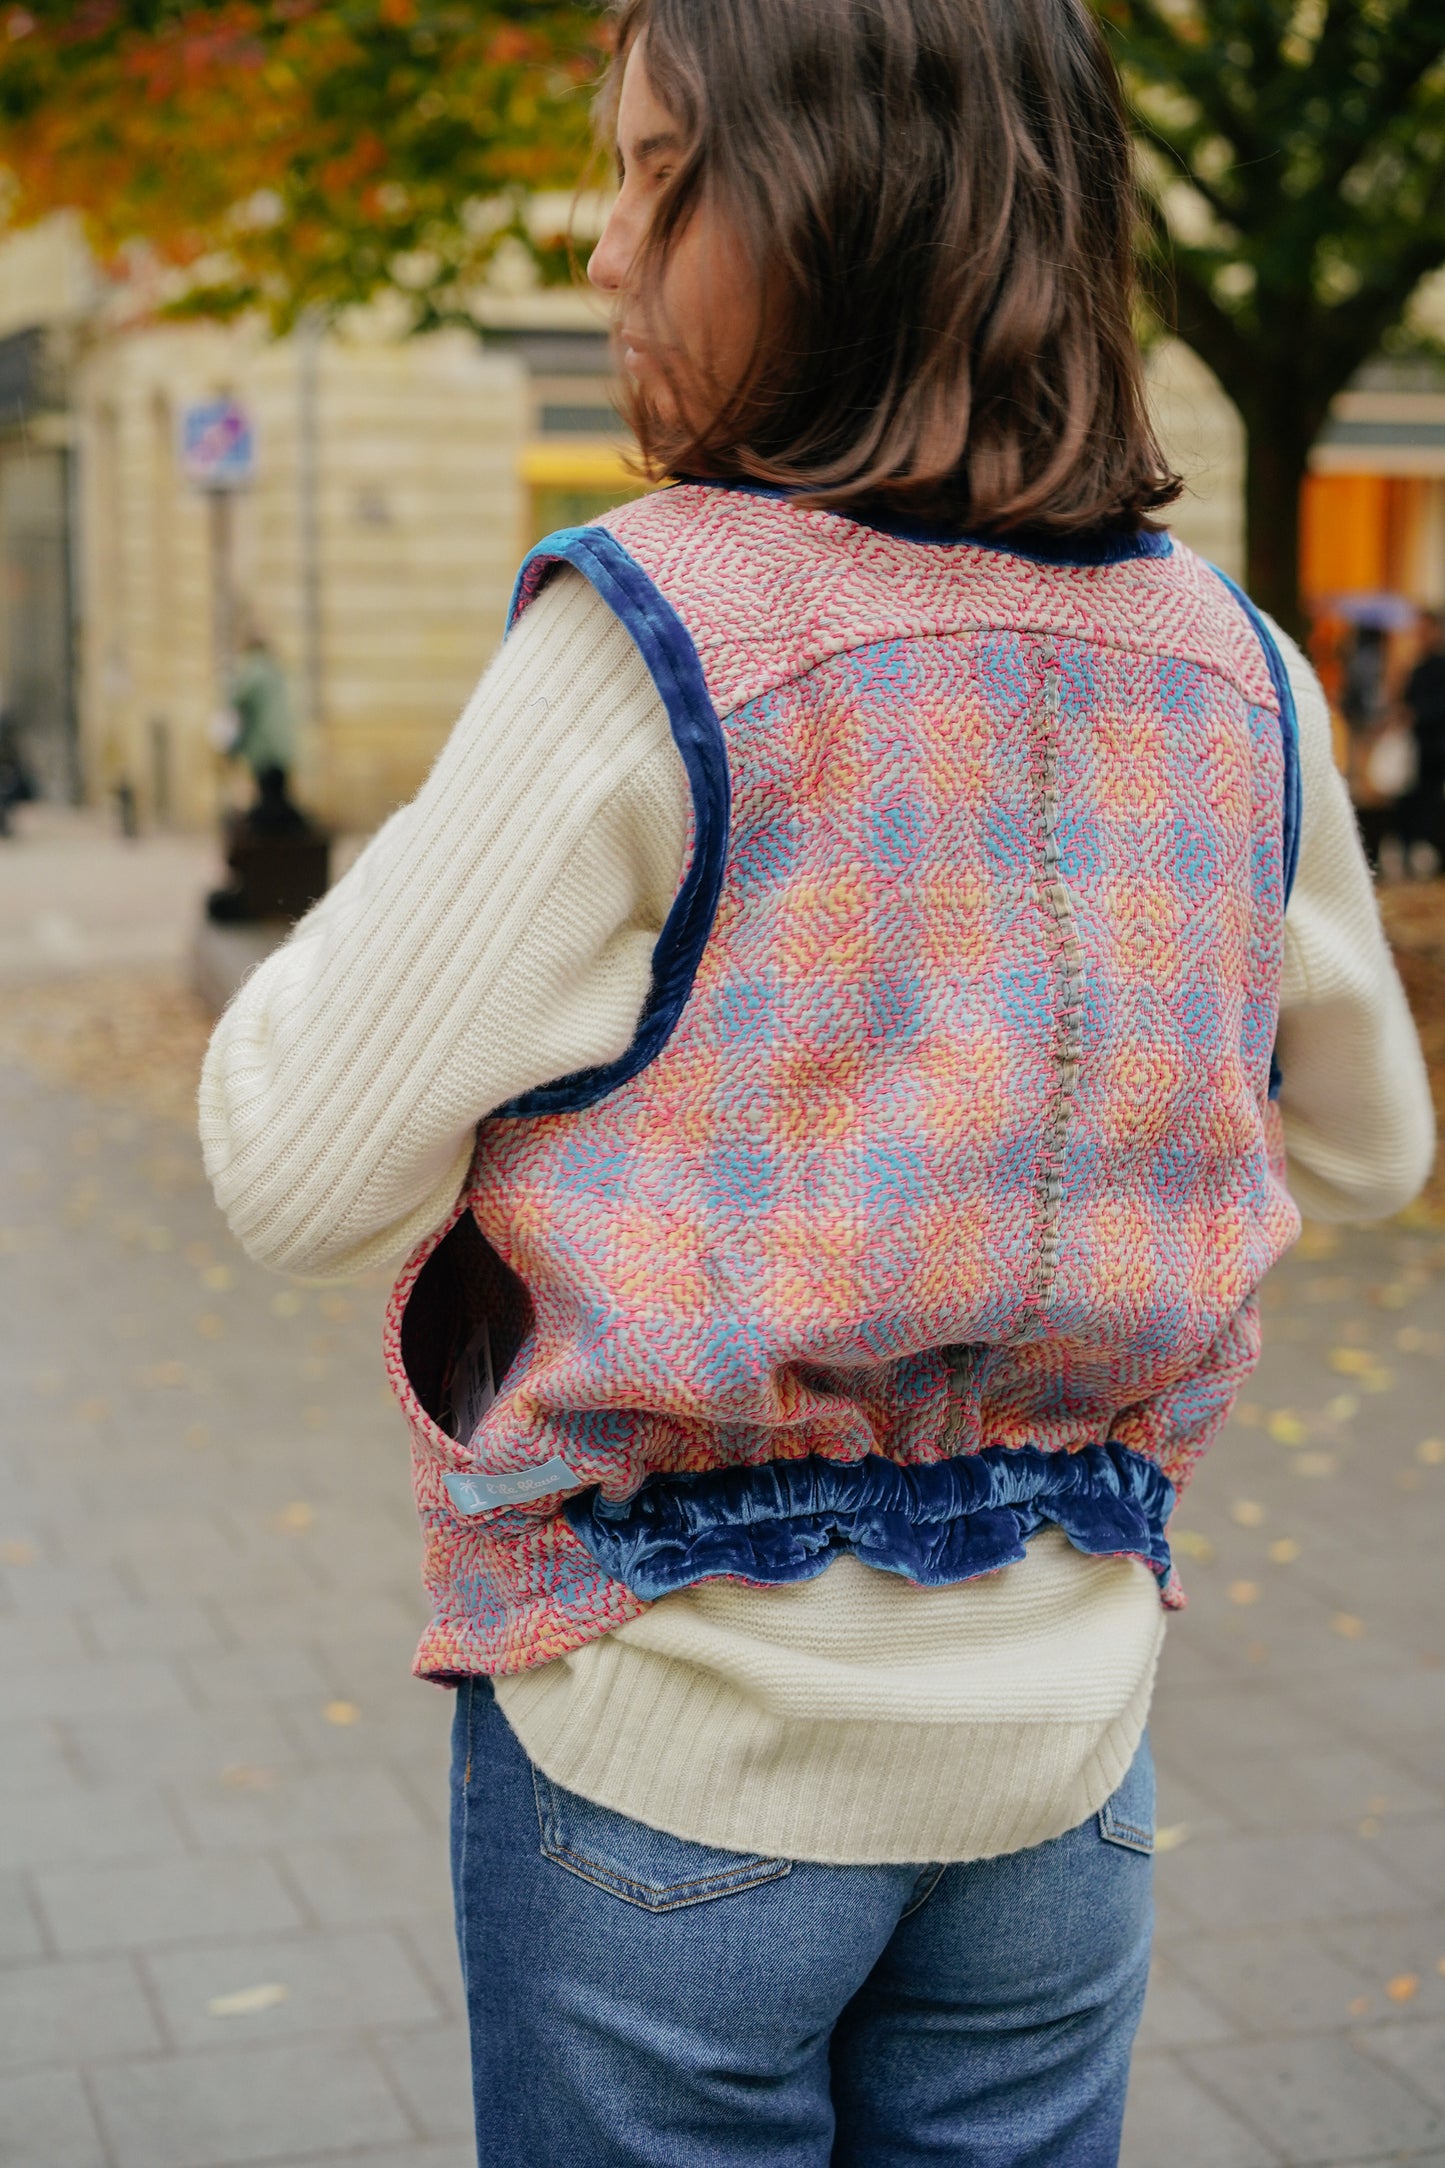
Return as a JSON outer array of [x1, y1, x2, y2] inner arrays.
[[181, 398, 255, 490]]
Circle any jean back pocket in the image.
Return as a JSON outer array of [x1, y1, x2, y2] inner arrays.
[[1097, 1733, 1156, 1855], [532, 1770, 793, 1911]]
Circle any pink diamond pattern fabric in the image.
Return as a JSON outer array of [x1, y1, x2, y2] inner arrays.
[[385, 485, 1300, 1681]]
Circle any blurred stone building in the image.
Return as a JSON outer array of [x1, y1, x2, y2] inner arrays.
[[1, 214, 1444, 836], [0, 216, 634, 833]]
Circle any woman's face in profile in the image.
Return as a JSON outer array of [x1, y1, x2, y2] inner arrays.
[[587, 34, 759, 436]]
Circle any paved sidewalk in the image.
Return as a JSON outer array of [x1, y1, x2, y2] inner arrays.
[[0, 806, 222, 984], [2, 1029, 1444, 2165]]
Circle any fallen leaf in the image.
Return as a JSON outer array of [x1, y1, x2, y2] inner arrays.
[[270, 1290, 303, 1319], [323, 1700, 361, 1726], [1332, 1612, 1365, 1639], [1397, 1470, 1423, 1491], [207, 1983, 289, 2018], [1227, 1580, 1260, 1606], [1361, 1366, 1394, 1393], [0, 1540, 37, 1566], [1231, 1499, 1266, 1527], [1234, 1402, 1263, 1428], [195, 1313, 224, 1340], [1326, 1395, 1359, 1423], [1268, 1538, 1302, 1564], [275, 1501, 314, 1532], [221, 1764, 276, 1789], [138, 1360, 186, 1388], [144, 1226, 173, 1252], [72, 1397, 110, 1423], [185, 1423, 210, 1449], [1246, 1641, 1270, 1665], [1417, 1439, 1445, 1466], [201, 1264, 234, 1292], [1386, 1974, 1420, 2004], [1330, 1348, 1376, 1376], [319, 1294, 351, 1322], [304, 1406, 325, 1430], [1268, 1411, 1307, 1445], [31, 1369, 60, 1395], [1154, 1823, 1191, 1852], [1367, 1795, 1391, 1815], [1172, 1529, 1215, 1563], [1358, 1817, 1381, 1838], [1349, 1996, 1372, 2018], [1293, 1453, 1337, 1478]]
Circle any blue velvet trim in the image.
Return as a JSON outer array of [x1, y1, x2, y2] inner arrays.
[[562, 1442, 1176, 1601], [671, 476, 1173, 565], [1206, 568, 1301, 1102], [494, 528, 731, 1118]]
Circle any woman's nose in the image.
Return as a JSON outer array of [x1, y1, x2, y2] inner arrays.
[[587, 203, 632, 296]]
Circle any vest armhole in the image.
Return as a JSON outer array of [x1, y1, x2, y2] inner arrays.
[[492, 526, 731, 1119], [1205, 565, 1301, 1104], [1205, 565, 1302, 908]]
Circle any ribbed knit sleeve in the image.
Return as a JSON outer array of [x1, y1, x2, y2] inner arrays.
[[1270, 622, 1436, 1222], [198, 571, 689, 1278]]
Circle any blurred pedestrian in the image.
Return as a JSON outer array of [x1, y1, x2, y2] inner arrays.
[[0, 694, 35, 838], [1398, 607, 1445, 870], [226, 627, 299, 813], [200, 2, 1434, 2163]]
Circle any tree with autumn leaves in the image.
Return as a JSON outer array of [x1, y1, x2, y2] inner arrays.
[[3, 0, 1445, 629], [1106, 0, 1445, 631], [0, 2, 610, 325]]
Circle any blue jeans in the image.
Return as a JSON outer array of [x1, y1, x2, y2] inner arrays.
[[450, 1678, 1154, 2167]]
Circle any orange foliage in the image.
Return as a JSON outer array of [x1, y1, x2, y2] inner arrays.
[[0, 2, 611, 324]]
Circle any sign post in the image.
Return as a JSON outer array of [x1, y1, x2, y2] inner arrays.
[[181, 399, 255, 492], [181, 399, 255, 727]]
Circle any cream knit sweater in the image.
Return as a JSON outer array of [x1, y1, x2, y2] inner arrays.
[[201, 566, 1433, 1864]]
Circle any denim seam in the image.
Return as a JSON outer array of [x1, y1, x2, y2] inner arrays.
[[531, 1769, 792, 1906], [539, 1845, 793, 1911], [899, 1864, 948, 1919], [456, 1681, 474, 1993], [1098, 1804, 1154, 1854]]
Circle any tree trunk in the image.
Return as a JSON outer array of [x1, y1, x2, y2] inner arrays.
[[1241, 423, 1314, 642]]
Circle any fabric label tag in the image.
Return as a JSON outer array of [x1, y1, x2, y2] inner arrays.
[[443, 1459, 585, 1514]]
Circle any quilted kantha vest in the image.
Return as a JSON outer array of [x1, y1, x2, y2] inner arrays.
[[386, 484, 1301, 1680]]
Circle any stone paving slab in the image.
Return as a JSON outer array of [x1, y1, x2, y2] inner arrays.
[[4, 1044, 1445, 2166]]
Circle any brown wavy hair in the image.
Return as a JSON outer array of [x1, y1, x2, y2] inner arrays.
[[599, 0, 1179, 536]]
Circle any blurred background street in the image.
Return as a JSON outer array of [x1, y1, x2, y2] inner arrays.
[[2, 3, 1445, 2162], [0, 815, 1443, 2168]]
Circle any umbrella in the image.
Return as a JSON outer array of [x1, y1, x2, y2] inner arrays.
[[1319, 591, 1420, 631]]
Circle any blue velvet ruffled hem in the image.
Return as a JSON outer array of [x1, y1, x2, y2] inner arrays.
[[562, 1442, 1176, 1602]]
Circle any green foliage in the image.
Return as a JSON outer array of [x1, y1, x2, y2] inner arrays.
[[0, 2, 610, 327], [1099, 0, 1445, 440]]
